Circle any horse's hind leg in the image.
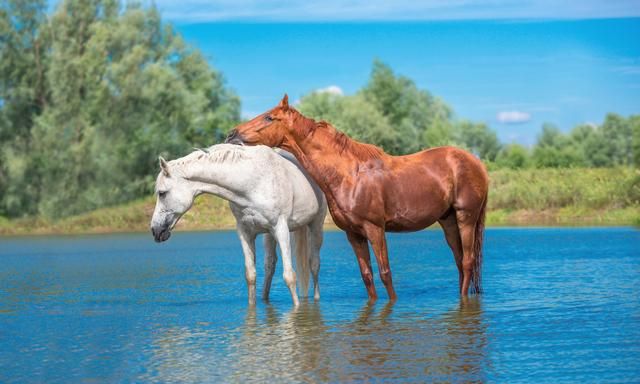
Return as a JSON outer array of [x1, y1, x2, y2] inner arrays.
[[308, 219, 323, 301], [237, 227, 258, 305], [262, 233, 278, 301], [273, 217, 299, 306], [438, 212, 464, 292], [456, 209, 480, 296]]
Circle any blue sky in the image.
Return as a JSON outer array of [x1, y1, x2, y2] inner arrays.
[[153, 1, 640, 145]]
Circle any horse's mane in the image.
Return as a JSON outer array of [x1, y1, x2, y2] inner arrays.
[[168, 144, 249, 174], [292, 110, 385, 160]]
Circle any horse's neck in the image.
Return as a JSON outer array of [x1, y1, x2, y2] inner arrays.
[[182, 160, 248, 206], [285, 121, 362, 204]]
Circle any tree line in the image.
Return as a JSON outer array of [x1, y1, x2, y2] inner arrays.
[[297, 60, 640, 169], [1, 0, 638, 219]]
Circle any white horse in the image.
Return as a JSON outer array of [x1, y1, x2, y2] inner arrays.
[[150, 144, 327, 306]]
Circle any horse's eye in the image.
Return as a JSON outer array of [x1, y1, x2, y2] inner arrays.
[[264, 115, 273, 123], [158, 191, 167, 198]]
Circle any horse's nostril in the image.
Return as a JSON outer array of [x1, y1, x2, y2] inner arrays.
[[225, 129, 243, 144]]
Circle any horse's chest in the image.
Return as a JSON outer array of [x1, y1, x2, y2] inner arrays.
[[231, 205, 271, 230]]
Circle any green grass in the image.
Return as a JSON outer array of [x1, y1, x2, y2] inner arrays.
[[1, 168, 638, 236]]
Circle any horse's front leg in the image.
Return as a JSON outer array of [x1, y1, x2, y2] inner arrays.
[[236, 226, 258, 305], [273, 217, 299, 306], [365, 225, 397, 301], [346, 231, 377, 301], [262, 233, 278, 301]]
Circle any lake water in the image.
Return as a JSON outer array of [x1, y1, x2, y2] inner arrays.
[[1, 228, 639, 383]]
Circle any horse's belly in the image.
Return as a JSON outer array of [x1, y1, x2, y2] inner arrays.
[[385, 215, 439, 232]]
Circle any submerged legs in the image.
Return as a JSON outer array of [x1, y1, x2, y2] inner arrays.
[[274, 218, 299, 306], [365, 225, 397, 302], [308, 219, 323, 301], [262, 233, 278, 301], [346, 231, 377, 301], [237, 227, 257, 305], [456, 209, 480, 296]]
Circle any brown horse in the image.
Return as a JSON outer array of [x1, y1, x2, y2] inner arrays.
[[226, 95, 489, 300]]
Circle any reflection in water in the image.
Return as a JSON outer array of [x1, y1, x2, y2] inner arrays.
[[143, 298, 487, 383]]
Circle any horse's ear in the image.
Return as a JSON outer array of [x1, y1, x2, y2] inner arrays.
[[159, 156, 170, 177], [278, 94, 289, 110]]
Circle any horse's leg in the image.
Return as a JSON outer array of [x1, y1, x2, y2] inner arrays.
[[274, 218, 299, 306], [237, 227, 257, 305], [262, 233, 278, 301], [346, 231, 377, 301], [439, 212, 464, 292], [308, 220, 323, 301], [456, 209, 480, 296], [365, 225, 397, 301]]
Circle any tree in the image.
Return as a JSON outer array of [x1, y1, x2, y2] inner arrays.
[[495, 144, 530, 169], [0, 0, 49, 216], [456, 120, 501, 161], [299, 60, 507, 160], [631, 115, 640, 167], [298, 91, 398, 153], [361, 60, 455, 154], [0, 0, 240, 218], [532, 124, 585, 168]]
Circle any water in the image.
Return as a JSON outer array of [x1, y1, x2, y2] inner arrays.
[[1, 228, 639, 383]]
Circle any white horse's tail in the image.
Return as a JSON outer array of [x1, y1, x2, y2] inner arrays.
[[293, 226, 311, 297]]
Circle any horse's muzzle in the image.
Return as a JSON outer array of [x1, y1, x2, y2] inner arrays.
[[225, 129, 244, 145], [151, 226, 171, 243]]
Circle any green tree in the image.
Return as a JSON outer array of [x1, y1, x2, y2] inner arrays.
[[299, 60, 505, 159], [456, 120, 501, 161], [0, 0, 240, 218], [495, 144, 530, 169], [0, 0, 49, 216], [631, 115, 640, 167], [361, 60, 455, 153], [298, 91, 398, 153], [532, 124, 585, 167]]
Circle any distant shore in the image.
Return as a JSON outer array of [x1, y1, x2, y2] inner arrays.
[[1, 168, 638, 236]]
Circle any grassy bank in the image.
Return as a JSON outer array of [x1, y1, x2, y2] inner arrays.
[[1, 168, 638, 236]]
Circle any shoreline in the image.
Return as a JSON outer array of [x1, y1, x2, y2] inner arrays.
[[1, 224, 637, 239], [1, 207, 637, 237]]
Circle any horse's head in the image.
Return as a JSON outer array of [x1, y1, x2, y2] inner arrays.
[[226, 94, 295, 148], [150, 157, 194, 242]]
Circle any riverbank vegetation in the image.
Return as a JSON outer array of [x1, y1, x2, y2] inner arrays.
[[1, 0, 638, 234], [1, 167, 637, 235]]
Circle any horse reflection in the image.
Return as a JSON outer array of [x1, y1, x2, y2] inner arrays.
[[333, 298, 487, 382], [145, 298, 487, 382], [230, 303, 331, 383]]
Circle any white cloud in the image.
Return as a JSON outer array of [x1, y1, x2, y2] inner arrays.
[[613, 65, 640, 75], [496, 110, 531, 124], [315, 85, 343, 96]]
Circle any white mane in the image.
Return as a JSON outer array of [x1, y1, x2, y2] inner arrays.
[[174, 143, 251, 165], [167, 144, 254, 176]]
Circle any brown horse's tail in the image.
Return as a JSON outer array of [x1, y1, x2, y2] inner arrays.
[[471, 196, 487, 295]]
